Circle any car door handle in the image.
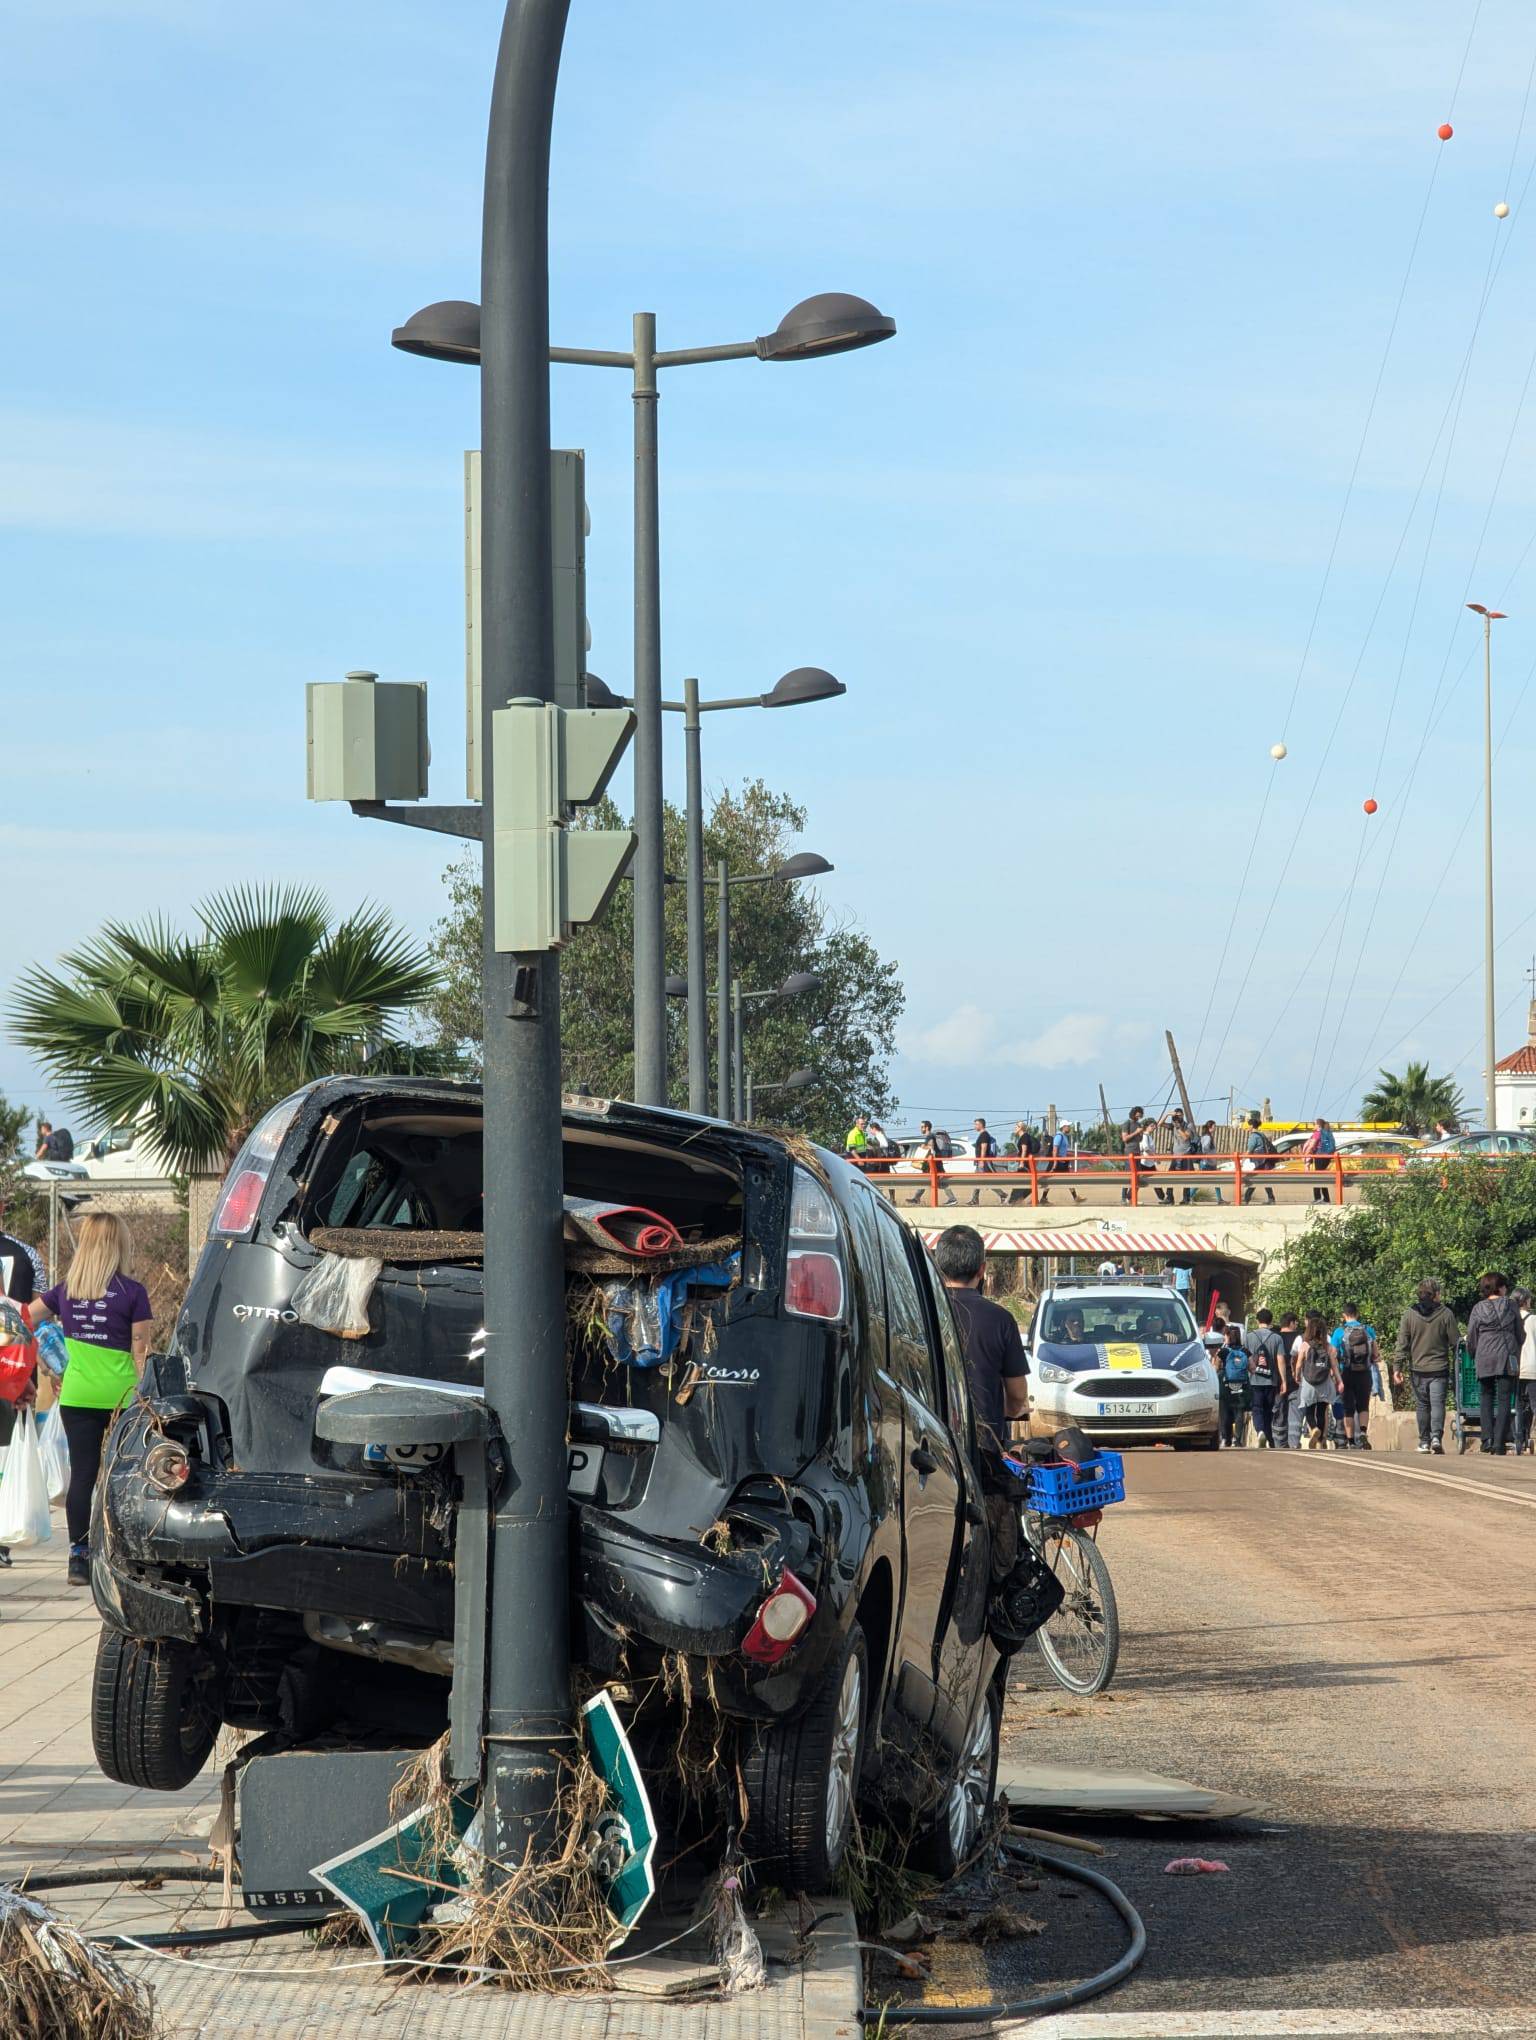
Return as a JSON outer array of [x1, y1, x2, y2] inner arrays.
[[910, 1445, 939, 1476]]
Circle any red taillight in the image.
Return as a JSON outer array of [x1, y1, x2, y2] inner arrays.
[[742, 1569, 818, 1665], [786, 1249, 844, 1321], [212, 1169, 266, 1237]]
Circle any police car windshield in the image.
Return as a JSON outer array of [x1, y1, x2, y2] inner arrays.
[[1039, 1298, 1197, 1345]]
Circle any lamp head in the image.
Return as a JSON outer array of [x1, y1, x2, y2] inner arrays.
[[392, 300, 482, 364], [762, 666, 845, 708], [779, 972, 820, 998], [583, 673, 625, 709], [664, 975, 690, 999], [784, 1068, 817, 1090], [756, 293, 895, 363], [773, 852, 834, 881]]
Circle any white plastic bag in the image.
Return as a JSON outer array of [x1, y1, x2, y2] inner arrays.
[[292, 1252, 383, 1340], [0, 1411, 53, 1548], [37, 1409, 70, 1508]]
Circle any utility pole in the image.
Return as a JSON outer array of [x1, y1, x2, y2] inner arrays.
[[1098, 1084, 1114, 1138], [477, 0, 575, 1864], [1165, 1030, 1195, 1126], [1468, 604, 1506, 1130]]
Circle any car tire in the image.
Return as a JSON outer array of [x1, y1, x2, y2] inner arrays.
[[741, 1623, 866, 1892], [92, 1627, 220, 1792], [914, 1679, 1001, 1881]]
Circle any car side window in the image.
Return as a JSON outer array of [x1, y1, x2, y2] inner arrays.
[[876, 1211, 941, 1411], [841, 1184, 889, 1370], [913, 1247, 972, 1442]]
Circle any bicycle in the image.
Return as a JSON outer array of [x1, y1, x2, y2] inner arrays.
[[1020, 1449, 1124, 1697]]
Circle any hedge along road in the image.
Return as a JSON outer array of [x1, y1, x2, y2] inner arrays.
[[935, 1450, 1536, 2033]]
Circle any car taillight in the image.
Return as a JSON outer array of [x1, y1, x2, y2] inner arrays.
[[209, 1095, 304, 1239], [143, 1439, 192, 1493], [786, 1165, 846, 1322], [786, 1250, 845, 1321], [741, 1569, 818, 1665], [212, 1169, 266, 1237]]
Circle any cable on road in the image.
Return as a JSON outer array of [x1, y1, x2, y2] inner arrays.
[[858, 1842, 1146, 2026]]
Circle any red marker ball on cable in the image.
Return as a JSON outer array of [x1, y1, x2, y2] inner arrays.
[[1438, 122, 1454, 140], [1363, 798, 1379, 815]]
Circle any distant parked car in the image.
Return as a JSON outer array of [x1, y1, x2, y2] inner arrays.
[[1410, 1129, 1536, 1161]]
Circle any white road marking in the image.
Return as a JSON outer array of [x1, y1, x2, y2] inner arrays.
[[1316, 1454, 1536, 1512], [1012, 2012, 1536, 2036]]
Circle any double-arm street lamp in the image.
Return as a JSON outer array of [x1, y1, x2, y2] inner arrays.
[[744, 1066, 819, 1124], [710, 859, 830, 1116], [393, 293, 894, 1110], [589, 667, 844, 1111], [667, 967, 821, 1121]]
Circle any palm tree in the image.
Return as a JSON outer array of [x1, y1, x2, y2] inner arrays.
[[1360, 1061, 1465, 1136], [10, 886, 442, 1175]]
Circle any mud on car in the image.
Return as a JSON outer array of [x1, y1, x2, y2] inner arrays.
[[92, 1080, 1014, 1888]]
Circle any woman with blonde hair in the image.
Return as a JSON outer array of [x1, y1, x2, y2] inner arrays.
[[28, 1212, 152, 1586]]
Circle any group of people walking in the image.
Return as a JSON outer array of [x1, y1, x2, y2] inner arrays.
[[1215, 1304, 1382, 1450], [1214, 1273, 1536, 1456]]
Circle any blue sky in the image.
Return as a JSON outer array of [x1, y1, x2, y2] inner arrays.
[[8, 0, 1536, 1137]]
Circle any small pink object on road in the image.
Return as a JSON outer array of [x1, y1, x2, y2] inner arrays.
[[1163, 1857, 1230, 1875]]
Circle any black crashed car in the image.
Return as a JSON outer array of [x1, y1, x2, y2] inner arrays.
[[91, 1078, 1007, 1887]]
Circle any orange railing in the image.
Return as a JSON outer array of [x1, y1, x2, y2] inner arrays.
[[851, 1150, 1411, 1207]]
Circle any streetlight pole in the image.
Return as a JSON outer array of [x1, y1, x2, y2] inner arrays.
[[683, 679, 707, 1113], [631, 313, 666, 1106], [731, 978, 745, 1124], [479, 0, 572, 1863], [395, 293, 894, 1111], [1469, 603, 1507, 1129], [716, 859, 731, 1119]]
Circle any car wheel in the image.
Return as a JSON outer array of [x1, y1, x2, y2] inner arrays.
[[915, 1680, 1001, 1881], [92, 1627, 220, 1791], [741, 1623, 866, 1891]]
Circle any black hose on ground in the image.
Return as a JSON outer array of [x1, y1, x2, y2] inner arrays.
[[858, 1841, 1146, 2025], [17, 1867, 219, 1892], [12, 1865, 314, 1950]]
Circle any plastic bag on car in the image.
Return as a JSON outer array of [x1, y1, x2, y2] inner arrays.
[[0, 1411, 53, 1548], [292, 1252, 383, 1340]]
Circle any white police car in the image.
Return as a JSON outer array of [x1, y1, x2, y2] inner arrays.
[[1026, 1273, 1218, 1450]]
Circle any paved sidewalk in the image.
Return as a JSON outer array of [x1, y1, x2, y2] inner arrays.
[[0, 1529, 859, 2038]]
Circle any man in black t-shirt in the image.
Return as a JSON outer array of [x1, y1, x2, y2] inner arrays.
[[933, 1225, 1029, 1450], [34, 1122, 74, 1164]]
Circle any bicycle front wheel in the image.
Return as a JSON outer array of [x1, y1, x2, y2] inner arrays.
[[1035, 1525, 1120, 1696]]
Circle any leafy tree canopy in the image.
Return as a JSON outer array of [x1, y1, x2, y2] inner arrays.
[[430, 779, 904, 1147], [1359, 1061, 1465, 1136], [1262, 1156, 1536, 1335], [10, 886, 441, 1175]]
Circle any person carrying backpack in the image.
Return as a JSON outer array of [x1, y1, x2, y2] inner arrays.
[[1302, 1117, 1337, 1203], [1243, 1308, 1285, 1447], [1218, 1322, 1251, 1447], [1242, 1112, 1277, 1204], [1392, 1277, 1458, 1455], [1294, 1311, 1342, 1449], [1329, 1304, 1379, 1450]]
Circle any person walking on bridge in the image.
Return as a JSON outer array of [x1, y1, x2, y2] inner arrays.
[[1393, 1279, 1458, 1456], [1467, 1271, 1521, 1456]]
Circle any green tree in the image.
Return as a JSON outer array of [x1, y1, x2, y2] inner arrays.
[[0, 1089, 45, 1241], [10, 886, 441, 1175], [429, 779, 903, 1146], [1359, 1061, 1464, 1135], [1262, 1157, 1536, 1348]]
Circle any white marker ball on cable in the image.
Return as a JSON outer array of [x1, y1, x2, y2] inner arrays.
[[1495, 201, 1511, 218], [1270, 742, 1288, 760]]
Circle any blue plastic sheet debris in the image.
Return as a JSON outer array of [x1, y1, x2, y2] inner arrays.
[[602, 1254, 738, 1369]]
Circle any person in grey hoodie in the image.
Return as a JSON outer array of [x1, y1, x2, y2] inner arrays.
[[1466, 1270, 1522, 1455], [1393, 1279, 1459, 1454]]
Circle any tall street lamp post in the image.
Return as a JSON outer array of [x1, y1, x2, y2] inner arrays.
[[394, 296, 894, 1110], [712, 859, 832, 1116], [731, 973, 821, 1123], [591, 668, 844, 1113], [1469, 602, 1507, 1129]]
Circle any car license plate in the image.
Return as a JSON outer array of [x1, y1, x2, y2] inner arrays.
[[568, 1442, 604, 1499], [1097, 1400, 1150, 1416]]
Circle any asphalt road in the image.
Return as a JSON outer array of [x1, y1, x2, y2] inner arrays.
[[905, 1448, 1536, 2035]]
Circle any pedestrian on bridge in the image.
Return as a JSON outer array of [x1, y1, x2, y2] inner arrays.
[[1393, 1278, 1458, 1456], [1467, 1271, 1521, 1456]]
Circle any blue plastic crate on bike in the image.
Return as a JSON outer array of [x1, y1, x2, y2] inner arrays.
[[1026, 1449, 1126, 1517]]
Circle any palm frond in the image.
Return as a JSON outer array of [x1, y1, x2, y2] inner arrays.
[[199, 885, 331, 1003], [307, 905, 440, 1014]]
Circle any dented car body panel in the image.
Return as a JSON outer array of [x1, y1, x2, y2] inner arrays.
[[96, 1079, 999, 1803]]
